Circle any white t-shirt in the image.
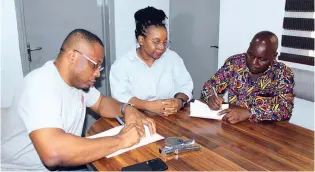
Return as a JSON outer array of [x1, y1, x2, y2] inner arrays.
[[110, 48, 194, 103], [1, 61, 100, 170]]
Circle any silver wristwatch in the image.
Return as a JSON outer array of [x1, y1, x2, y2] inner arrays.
[[177, 98, 186, 109], [120, 103, 135, 116]]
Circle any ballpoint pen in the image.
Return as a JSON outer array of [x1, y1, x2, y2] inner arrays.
[[212, 87, 218, 99], [212, 87, 228, 109], [115, 116, 125, 126]]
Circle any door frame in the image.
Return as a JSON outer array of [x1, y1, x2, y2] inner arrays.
[[14, 0, 116, 96], [14, 0, 29, 76]]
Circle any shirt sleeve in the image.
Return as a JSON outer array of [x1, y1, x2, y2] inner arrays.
[[85, 87, 101, 107], [200, 58, 232, 103], [249, 66, 295, 122], [172, 54, 194, 100], [19, 82, 63, 134], [109, 61, 133, 103]]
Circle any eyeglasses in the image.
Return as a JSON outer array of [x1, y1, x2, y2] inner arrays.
[[74, 49, 104, 71], [143, 34, 170, 49]]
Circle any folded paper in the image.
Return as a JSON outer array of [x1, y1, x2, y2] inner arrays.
[[87, 125, 164, 158], [190, 100, 229, 120]]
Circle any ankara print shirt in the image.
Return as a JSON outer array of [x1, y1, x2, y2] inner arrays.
[[201, 53, 295, 122]]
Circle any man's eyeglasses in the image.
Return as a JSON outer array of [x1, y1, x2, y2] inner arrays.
[[143, 34, 170, 49], [73, 49, 104, 71]]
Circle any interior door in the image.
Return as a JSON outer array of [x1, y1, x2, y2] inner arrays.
[[16, 0, 111, 94], [22, 0, 104, 70], [169, 0, 220, 98], [15, 0, 113, 133]]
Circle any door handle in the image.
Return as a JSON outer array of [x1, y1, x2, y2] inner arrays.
[[29, 47, 42, 51], [210, 45, 219, 49], [27, 43, 42, 62]]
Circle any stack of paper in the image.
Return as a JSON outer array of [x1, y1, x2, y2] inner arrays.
[[87, 125, 164, 158], [189, 100, 229, 120]]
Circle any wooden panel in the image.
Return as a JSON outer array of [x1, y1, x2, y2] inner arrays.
[[87, 107, 314, 171]]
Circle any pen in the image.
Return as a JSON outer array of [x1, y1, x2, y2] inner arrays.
[[212, 87, 218, 98], [115, 116, 125, 126], [212, 87, 229, 111], [211, 87, 228, 104], [174, 145, 201, 154]]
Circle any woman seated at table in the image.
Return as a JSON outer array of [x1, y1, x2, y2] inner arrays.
[[110, 6, 193, 116]]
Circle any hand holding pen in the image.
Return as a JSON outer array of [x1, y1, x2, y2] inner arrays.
[[207, 87, 224, 110], [115, 116, 142, 149]]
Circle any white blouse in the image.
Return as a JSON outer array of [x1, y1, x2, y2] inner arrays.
[[109, 48, 193, 103]]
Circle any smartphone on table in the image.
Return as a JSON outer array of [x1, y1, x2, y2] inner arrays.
[[121, 158, 168, 171]]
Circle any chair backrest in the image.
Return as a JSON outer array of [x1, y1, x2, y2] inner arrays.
[[291, 67, 314, 102]]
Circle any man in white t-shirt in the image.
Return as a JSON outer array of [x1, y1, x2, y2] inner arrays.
[[1, 29, 156, 170]]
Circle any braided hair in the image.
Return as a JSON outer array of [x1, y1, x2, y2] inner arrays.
[[134, 6, 168, 40]]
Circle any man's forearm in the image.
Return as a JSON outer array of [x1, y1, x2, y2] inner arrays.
[[129, 97, 151, 111], [200, 82, 213, 103], [60, 134, 121, 166], [249, 93, 294, 122], [96, 96, 122, 118], [249, 103, 293, 122], [36, 132, 122, 168]]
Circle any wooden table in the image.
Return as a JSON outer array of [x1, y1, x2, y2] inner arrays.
[[87, 107, 314, 171]]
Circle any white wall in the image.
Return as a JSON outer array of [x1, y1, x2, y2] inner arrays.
[[290, 98, 314, 130], [218, 0, 286, 68], [114, 0, 169, 59], [1, 0, 24, 108]]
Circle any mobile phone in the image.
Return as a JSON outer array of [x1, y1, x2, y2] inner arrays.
[[121, 158, 168, 171]]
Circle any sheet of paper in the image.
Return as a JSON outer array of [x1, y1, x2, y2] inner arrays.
[[189, 100, 229, 120], [87, 125, 164, 158]]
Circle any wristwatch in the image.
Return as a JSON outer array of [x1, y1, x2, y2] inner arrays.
[[176, 98, 186, 109], [120, 103, 135, 116]]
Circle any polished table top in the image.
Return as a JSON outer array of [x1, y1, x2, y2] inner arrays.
[[87, 107, 314, 171]]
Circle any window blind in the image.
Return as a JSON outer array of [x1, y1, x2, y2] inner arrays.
[[279, 0, 315, 66]]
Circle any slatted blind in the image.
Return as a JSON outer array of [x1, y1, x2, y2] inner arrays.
[[279, 0, 315, 66]]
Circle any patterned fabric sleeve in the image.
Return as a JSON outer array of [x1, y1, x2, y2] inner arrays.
[[200, 58, 232, 103], [249, 66, 295, 122]]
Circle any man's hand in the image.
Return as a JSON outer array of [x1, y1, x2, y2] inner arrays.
[[124, 106, 156, 135], [218, 107, 251, 124], [116, 123, 141, 149], [207, 94, 224, 110]]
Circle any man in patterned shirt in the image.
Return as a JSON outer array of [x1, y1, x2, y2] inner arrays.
[[201, 31, 294, 124]]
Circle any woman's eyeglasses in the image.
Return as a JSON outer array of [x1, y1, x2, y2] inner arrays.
[[143, 34, 170, 49]]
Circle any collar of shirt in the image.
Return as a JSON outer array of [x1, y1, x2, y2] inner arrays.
[[129, 48, 168, 64]]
